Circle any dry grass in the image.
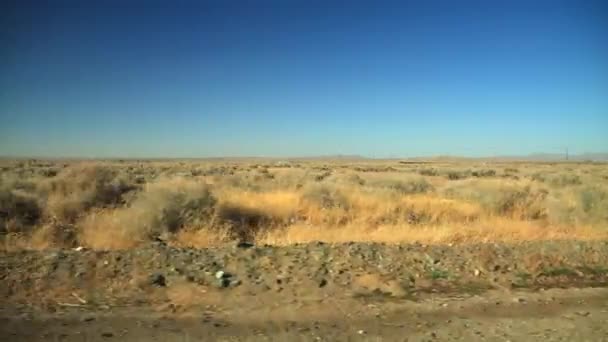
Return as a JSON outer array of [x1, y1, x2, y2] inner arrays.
[[38, 163, 132, 222], [79, 210, 145, 249], [1, 159, 607, 250], [258, 220, 603, 246], [172, 226, 231, 248], [78, 177, 216, 250]]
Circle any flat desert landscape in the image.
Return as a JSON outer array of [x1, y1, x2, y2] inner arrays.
[[1, 159, 608, 341], [4, 1, 607, 340]]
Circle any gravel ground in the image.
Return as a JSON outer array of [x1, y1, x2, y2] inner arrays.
[[1, 241, 608, 341]]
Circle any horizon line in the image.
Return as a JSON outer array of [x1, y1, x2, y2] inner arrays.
[[1, 152, 607, 161]]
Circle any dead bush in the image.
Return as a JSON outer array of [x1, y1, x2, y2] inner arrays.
[[368, 177, 434, 195], [78, 178, 217, 249], [550, 174, 582, 187], [471, 169, 496, 177], [446, 170, 471, 180], [418, 168, 438, 176], [444, 180, 547, 220], [301, 184, 351, 209], [0, 189, 41, 234], [136, 179, 216, 235], [216, 204, 270, 241], [38, 164, 134, 221]]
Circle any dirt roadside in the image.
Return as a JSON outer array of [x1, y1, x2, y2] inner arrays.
[[1, 241, 608, 341]]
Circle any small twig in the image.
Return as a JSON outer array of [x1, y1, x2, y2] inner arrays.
[[328, 297, 350, 318], [57, 303, 85, 307], [71, 292, 87, 304], [381, 322, 404, 327]]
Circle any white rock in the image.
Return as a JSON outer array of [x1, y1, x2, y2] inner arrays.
[[215, 271, 225, 279]]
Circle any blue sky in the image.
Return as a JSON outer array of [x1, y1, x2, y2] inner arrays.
[[1, 0, 607, 158]]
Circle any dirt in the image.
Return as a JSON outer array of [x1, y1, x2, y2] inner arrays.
[[2, 241, 608, 341]]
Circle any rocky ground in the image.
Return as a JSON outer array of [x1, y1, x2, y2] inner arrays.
[[1, 241, 608, 341]]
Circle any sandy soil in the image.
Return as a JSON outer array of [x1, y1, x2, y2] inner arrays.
[[2, 241, 608, 341]]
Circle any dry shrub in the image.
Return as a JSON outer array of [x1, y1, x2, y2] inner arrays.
[[0, 173, 39, 192], [446, 170, 471, 180], [344, 173, 366, 185], [136, 178, 216, 235], [0, 188, 41, 234], [443, 179, 547, 220], [543, 191, 577, 226], [418, 168, 439, 176], [548, 186, 608, 226], [471, 169, 496, 177], [215, 190, 300, 241], [79, 209, 146, 249], [4, 161, 606, 250], [366, 176, 434, 194], [578, 186, 608, 216], [78, 178, 216, 249], [27, 224, 63, 249], [301, 184, 350, 209], [39, 164, 133, 222], [216, 183, 481, 234], [529, 172, 582, 187], [217, 173, 265, 192], [1, 224, 60, 251], [396, 195, 481, 224]]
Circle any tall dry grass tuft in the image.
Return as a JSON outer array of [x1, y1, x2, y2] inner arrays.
[[258, 219, 606, 246], [38, 164, 133, 222], [172, 225, 231, 248], [79, 209, 146, 249], [78, 177, 216, 250], [442, 179, 548, 220], [1, 224, 60, 251], [365, 175, 434, 194], [214, 189, 300, 241], [0, 189, 41, 234]]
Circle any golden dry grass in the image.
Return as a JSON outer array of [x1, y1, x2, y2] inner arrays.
[[172, 226, 231, 248], [2, 160, 608, 250], [257, 220, 604, 246], [79, 209, 145, 249]]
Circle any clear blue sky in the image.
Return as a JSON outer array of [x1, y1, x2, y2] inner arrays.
[[1, 0, 607, 158]]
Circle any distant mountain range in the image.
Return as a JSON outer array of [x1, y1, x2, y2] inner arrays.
[[402, 153, 608, 162], [1, 153, 607, 162], [498, 153, 608, 161]]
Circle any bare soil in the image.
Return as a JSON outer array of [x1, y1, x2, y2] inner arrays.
[[2, 241, 608, 341]]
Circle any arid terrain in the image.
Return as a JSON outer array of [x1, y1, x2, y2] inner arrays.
[[1, 159, 608, 340]]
